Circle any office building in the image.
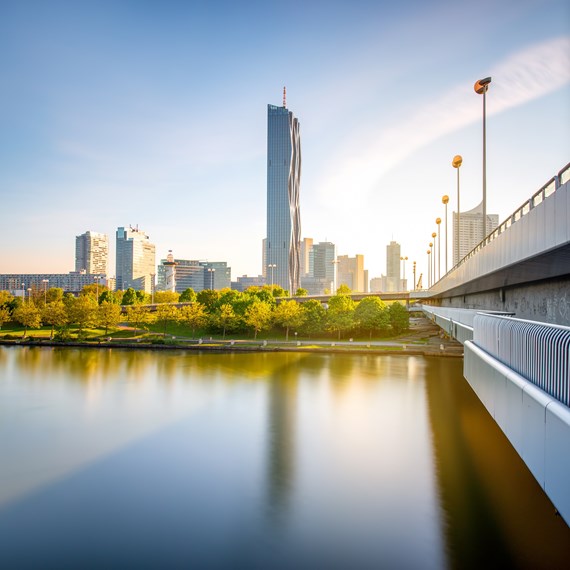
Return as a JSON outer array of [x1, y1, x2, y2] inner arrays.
[[375, 241, 405, 292], [115, 226, 156, 293], [232, 275, 266, 292], [0, 272, 107, 294], [75, 231, 108, 274], [157, 258, 231, 293], [302, 241, 335, 295], [337, 254, 368, 293], [300, 237, 313, 278], [453, 202, 499, 264], [265, 88, 302, 294]]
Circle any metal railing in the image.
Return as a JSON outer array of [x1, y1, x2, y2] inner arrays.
[[435, 161, 570, 284], [473, 313, 570, 407]]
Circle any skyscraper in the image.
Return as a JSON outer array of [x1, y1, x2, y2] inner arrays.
[[115, 226, 156, 292], [453, 202, 499, 264], [75, 231, 108, 275], [265, 88, 302, 294], [337, 254, 367, 292]]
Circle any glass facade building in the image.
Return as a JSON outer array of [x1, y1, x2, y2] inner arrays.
[[265, 102, 302, 294], [115, 226, 156, 292]]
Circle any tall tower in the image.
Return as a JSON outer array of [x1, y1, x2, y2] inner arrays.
[[265, 88, 302, 294], [75, 231, 108, 275], [115, 226, 156, 292], [163, 250, 177, 292]]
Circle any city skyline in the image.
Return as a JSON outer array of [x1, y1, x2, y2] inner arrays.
[[1, 1, 569, 281]]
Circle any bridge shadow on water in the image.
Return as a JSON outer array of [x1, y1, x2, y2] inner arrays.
[[425, 358, 570, 569]]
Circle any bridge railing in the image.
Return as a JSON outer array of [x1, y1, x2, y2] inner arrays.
[[473, 313, 570, 407], [436, 161, 570, 284]]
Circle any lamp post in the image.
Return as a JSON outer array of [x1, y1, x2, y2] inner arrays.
[[474, 77, 491, 240], [412, 261, 416, 291], [442, 195, 449, 274], [400, 256, 408, 290], [431, 233, 437, 284], [427, 250, 431, 288], [27, 288, 32, 304], [331, 259, 339, 294], [42, 279, 49, 304], [435, 218, 441, 282], [452, 155, 463, 264], [21, 283, 25, 301], [267, 264, 276, 287]]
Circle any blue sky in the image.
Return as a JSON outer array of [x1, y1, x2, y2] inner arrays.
[[1, 0, 569, 284]]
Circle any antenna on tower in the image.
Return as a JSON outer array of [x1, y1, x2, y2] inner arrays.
[[283, 86, 286, 108]]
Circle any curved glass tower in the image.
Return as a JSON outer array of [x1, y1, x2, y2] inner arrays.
[[265, 100, 302, 294]]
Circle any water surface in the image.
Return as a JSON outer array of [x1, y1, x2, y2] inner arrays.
[[0, 347, 568, 568]]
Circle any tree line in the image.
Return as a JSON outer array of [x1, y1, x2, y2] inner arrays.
[[0, 284, 409, 341]]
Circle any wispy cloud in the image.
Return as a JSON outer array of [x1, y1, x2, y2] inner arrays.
[[316, 36, 570, 204]]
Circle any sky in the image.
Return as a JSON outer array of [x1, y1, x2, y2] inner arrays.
[[1, 0, 569, 285]]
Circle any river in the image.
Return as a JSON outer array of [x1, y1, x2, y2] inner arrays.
[[0, 346, 568, 568]]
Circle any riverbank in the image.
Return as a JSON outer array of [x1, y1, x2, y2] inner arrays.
[[0, 316, 464, 357]]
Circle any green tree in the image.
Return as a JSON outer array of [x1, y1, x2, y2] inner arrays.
[[213, 303, 237, 339], [0, 291, 14, 307], [389, 302, 410, 334], [178, 303, 208, 338], [355, 297, 390, 339], [99, 290, 119, 304], [46, 287, 64, 304], [41, 302, 67, 339], [179, 288, 197, 303], [153, 291, 179, 304], [245, 287, 276, 305], [67, 295, 97, 335], [126, 305, 152, 335], [244, 300, 272, 339], [97, 302, 122, 335], [294, 288, 308, 297], [0, 307, 11, 329], [81, 283, 107, 302], [299, 300, 326, 338], [326, 294, 355, 340], [122, 288, 138, 305], [196, 289, 221, 312], [155, 304, 179, 337], [13, 304, 42, 336], [335, 284, 352, 296], [136, 290, 149, 304], [273, 300, 305, 341]]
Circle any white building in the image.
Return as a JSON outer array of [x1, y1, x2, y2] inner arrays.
[[75, 231, 108, 275], [453, 202, 499, 264], [115, 226, 156, 293]]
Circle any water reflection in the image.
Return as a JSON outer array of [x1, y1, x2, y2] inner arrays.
[[425, 358, 570, 568], [0, 347, 568, 568]]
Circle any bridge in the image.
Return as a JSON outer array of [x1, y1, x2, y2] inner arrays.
[[421, 162, 570, 525]]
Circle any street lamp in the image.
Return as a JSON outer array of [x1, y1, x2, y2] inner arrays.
[[42, 279, 49, 304], [435, 218, 441, 282], [27, 288, 32, 304], [94, 276, 100, 304], [452, 155, 463, 265], [442, 195, 449, 274], [400, 256, 408, 290], [331, 259, 339, 294], [267, 264, 276, 287], [427, 250, 431, 288], [474, 76, 491, 240], [412, 261, 417, 291], [21, 283, 25, 301], [431, 233, 437, 284]]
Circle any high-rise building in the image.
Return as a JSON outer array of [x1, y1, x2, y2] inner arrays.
[[75, 231, 108, 275], [265, 89, 302, 294], [115, 226, 156, 292], [453, 202, 499, 264], [301, 241, 336, 294], [376, 241, 404, 292], [157, 258, 231, 293], [337, 254, 368, 292], [300, 237, 313, 278]]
